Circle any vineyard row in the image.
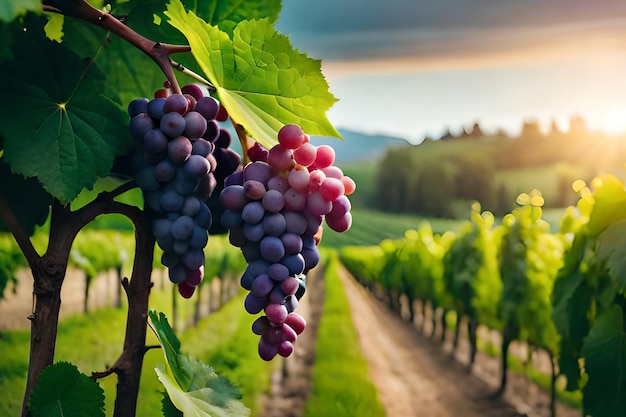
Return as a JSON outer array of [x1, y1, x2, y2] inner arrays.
[[340, 175, 626, 417]]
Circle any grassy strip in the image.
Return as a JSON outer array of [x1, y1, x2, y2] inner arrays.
[[0, 286, 273, 416], [319, 209, 462, 248], [303, 250, 386, 417]]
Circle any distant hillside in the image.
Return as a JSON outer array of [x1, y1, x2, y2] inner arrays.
[[310, 128, 411, 164]]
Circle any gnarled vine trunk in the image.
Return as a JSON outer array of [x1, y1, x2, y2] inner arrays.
[[112, 213, 155, 417], [22, 255, 68, 417]]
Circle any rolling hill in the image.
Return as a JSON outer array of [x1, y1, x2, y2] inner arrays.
[[310, 128, 411, 163]]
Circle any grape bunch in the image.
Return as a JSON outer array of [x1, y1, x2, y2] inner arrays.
[[127, 84, 241, 299], [220, 124, 355, 360]]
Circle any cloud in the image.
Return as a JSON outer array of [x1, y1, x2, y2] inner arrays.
[[277, 0, 626, 71]]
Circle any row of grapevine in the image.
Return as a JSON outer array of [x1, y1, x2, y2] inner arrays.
[[339, 175, 626, 417], [0, 233, 27, 298], [0, 230, 245, 325]]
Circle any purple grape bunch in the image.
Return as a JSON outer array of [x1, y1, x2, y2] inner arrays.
[[127, 84, 241, 298], [220, 124, 355, 360]]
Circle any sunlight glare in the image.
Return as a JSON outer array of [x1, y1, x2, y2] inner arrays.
[[602, 106, 626, 135]]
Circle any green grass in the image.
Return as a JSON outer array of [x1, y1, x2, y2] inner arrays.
[[320, 208, 463, 248], [0, 284, 272, 417], [303, 250, 385, 417]]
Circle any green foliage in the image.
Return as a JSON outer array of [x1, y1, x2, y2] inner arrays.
[[373, 128, 626, 219], [0, 0, 40, 22], [550, 174, 626, 416], [303, 251, 385, 417], [498, 192, 564, 352], [70, 230, 133, 278], [124, 0, 281, 41], [149, 310, 250, 417], [0, 23, 131, 204], [0, 287, 269, 416], [164, 0, 339, 149], [0, 233, 26, 298], [580, 304, 626, 417], [338, 245, 385, 289], [179, 292, 275, 416], [442, 203, 502, 328], [387, 224, 451, 308], [596, 220, 626, 290], [28, 361, 105, 417]]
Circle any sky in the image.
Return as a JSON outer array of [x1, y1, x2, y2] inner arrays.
[[276, 0, 626, 143]]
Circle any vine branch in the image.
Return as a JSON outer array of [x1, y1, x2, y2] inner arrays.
[[42, 0, 191, 94], [0, 192, 40, 264], [171, 59, 215, 92]]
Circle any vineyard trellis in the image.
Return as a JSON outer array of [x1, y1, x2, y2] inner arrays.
[[340, 178, 626, 417]]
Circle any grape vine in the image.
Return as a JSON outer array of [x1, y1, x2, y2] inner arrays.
[[0, 0, 344, 416], [340, 183, 626, 417]]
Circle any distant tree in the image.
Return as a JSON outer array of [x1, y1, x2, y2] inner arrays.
[[376, 149, 416, 212], [464, 122, 484, 138], [452, 153, 495, 207], [415, 161, 454, 218], [519, 119, 543, 140]]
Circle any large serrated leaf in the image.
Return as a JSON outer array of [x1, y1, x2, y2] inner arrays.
[[164, 0, 340, 149], [0, 29, 132, 204], [149, 310, 250, 417], [28, 361, 105, 417], [580, 305, 626, 417], [149, 310, 193, 390], [596, 220, 626, 290], [122, 0, 281, 41]]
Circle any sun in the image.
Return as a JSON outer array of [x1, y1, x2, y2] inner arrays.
[[602, 106, 626, 136]]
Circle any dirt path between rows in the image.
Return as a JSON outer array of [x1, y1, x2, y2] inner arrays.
[[258, 263, 582, 417], [339, 266, 519, 417], [337, 263, 582, 417]]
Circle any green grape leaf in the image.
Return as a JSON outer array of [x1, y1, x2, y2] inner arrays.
[[44, 13, 64, 43], [162, 392, 184, 417], [28, 362, 105, 417], [149, 310, 250, 417], [596, 220, 626, 290], [0, 159, 52, 235], [149, 310, 193, 390], [0, 22, 15, 60], [164, 0, 340, 149], [551, 234, 593, 390], [0, 29, 132, 204], [122, 0, 281, 42], [156, 364, 250, 417], [0, 0, 41, 22], [60, 15, 170, 107], [580, 305, 626, 417]]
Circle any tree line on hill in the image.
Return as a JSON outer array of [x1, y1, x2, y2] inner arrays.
[[374, 116, 626, 218]]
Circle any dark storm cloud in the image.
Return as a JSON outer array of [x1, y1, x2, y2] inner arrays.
[[276, 0, 626, 61]]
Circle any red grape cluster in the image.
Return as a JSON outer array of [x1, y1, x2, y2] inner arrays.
[[220, 124, 355, 360]]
